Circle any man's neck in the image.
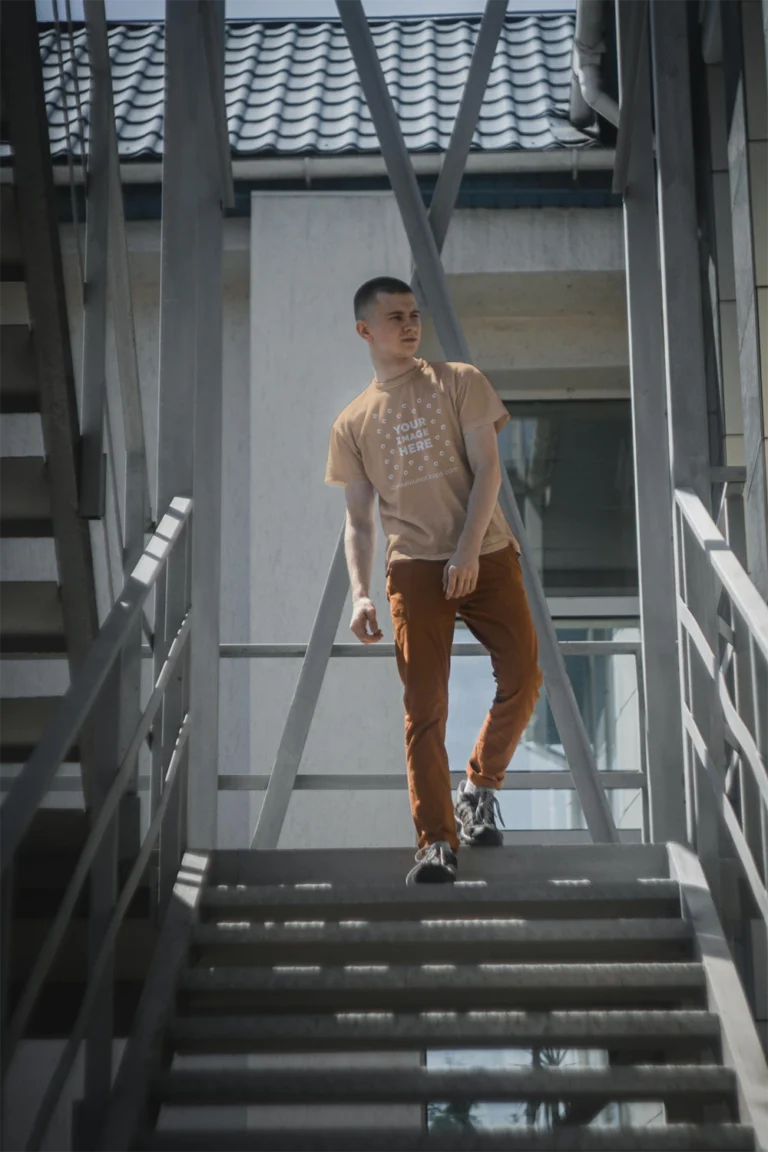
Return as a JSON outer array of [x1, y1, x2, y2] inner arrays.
[[370, 352, 420, 384]]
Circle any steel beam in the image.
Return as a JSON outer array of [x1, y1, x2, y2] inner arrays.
[[338, 0, 618, 845], [649, 1, 714, 503], [414, 0, 507, 264], [156, 0, 200, 859], [187, 0, 226, 851], [198, 0, 235, 211], [649, 0, 728, 898], [611, 0, 647, 196], [79, 1, 111, 521], [616, 0, 685, 843]]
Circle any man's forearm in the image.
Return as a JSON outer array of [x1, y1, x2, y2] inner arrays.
[[345, 516, 376, 600], [458, 464, 502, 554]]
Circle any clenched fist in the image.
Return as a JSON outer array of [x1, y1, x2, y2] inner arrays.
[[350, 596, 384, 644]]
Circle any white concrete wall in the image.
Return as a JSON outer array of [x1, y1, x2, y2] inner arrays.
[[248, 192, 416, 849]]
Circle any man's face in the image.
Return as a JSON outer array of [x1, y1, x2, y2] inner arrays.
[[358, 291, 422, 356]]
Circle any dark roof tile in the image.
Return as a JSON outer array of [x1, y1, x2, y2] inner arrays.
[[16, 13, 588, 161]]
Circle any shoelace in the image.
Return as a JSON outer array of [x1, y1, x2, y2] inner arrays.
[[475, 789, 506, 828], [414, 841, 452, 864]]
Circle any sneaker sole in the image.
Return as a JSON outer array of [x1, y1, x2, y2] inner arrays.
[[405, 862, 457, 886]]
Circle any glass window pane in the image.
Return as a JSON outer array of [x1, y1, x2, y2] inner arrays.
[[500, 401, 637, 597]]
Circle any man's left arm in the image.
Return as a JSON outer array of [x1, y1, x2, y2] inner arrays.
[[443, 423, 502, 599]]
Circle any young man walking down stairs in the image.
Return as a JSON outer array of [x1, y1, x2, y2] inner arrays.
[[325, 277, 542, 885]]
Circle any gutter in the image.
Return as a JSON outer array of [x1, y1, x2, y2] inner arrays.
[[0, 148, 616, 186], [570, 0, 620, 130]]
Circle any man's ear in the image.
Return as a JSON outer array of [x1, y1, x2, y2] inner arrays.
[[356, 319, 372, 343]]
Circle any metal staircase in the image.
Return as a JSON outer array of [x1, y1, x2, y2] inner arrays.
[[0, 6, 99, 792], [101, 842, 766, 1151]]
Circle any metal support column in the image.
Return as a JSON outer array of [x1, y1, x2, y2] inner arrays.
[[79, 1, 109, 520], [155, 0, 199, 881], [616, 0, 686, 844], [649, 0, 727, 898], [338, 0, 618, 844], [187, 0, 228, 850]]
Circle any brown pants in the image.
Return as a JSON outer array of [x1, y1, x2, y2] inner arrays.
[[386, 543, 542, 852]]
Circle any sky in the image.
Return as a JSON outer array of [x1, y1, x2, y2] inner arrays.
[[36, 0, 575, 20]]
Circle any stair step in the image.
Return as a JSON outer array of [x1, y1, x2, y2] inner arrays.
[[0, 581, 65, 654], [151, 1064, 736, 1108], [200, 880, 683, 922], [191, 919, 693, 965], [136, 1123, 756, 1151], [180, 961, 707, 1012], [141, 1120, 730, 1147], [0, 325, 38, 413], [209, 844, 671, 887], [169, 1008, 722, 1055], [0, 696, 76, 762], [0, 457, 52, 536]]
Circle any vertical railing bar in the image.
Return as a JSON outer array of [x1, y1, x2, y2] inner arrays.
[[337, 0, 618, 845], [634, 647, 651, 844]]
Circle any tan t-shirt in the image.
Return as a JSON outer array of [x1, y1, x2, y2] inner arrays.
[[325, 358, 519, 571]]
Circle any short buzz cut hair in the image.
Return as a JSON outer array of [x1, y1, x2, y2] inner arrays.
[[354, 276, 414, 321]]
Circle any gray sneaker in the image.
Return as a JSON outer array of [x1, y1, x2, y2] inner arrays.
[[454, 779, 505, 846], [405, 841, 458, 885]]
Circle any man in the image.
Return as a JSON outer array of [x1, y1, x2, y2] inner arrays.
[[325, 276, 542, 884]]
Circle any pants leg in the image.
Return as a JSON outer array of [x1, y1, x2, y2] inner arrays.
[[386, 559, 458, 851], [458, 544, 543, 789]]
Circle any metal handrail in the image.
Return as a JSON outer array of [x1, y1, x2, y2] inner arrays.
[[674, 487, 768, 926], [0, 498, 191, 875], [0, 497, 192, 1148]]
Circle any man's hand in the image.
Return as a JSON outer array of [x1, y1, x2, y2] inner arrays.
[[443, 546, 480, 600], [350, 596, 384, 644]]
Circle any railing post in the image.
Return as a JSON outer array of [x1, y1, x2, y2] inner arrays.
[[74, 665, 121, 1150]]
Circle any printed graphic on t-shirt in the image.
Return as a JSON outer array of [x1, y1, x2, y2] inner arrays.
[[372, 392, 458, 491]]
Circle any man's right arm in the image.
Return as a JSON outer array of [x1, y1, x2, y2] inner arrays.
[[344, 479, 383, 645]]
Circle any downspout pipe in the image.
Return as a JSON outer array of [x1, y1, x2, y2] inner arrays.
[[570, 0, 620, 129]]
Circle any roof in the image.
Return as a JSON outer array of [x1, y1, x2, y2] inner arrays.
[[29, 14, 589, 161]]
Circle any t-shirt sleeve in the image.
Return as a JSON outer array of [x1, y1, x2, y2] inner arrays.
[[454, 364, 510, 435], [324, 418, 369, 487]]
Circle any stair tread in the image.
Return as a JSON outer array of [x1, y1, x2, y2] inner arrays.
[[0, 325, 37, 414], [209, 844, 670, 887], [0, 457, 52, 536], [192, 918, 692, 967], [0, 696, 76, 761], [0, 581, 65, 652], [170, 1008, 722, 1053], [136, 1123, 756, 1151], [152, 1063, 736, 1105], [201, 879, 682, 920]]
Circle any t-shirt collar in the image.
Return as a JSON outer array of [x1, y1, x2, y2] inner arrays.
[[372, 358, 426, 390]]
